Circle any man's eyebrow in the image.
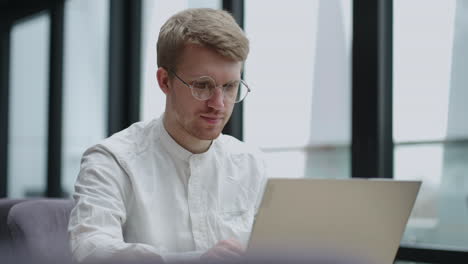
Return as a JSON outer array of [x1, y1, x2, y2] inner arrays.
[[223, 79, 241, 85]]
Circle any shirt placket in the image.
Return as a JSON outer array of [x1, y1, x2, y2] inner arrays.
[[188, 156, 208, 250]]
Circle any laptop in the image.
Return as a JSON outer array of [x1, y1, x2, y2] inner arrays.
[[247, 178, 421, 264]]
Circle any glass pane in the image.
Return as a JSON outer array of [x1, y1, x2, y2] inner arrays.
[[140, 0, 222, 121], [61, 0, 110, 196], [188, 0, 221, 9], [393, 0, 462, 142], [244, 0, 352, 179], [8, 13, 50, 198], [396, 143, 468, 249], [394, 0, 468, 250]]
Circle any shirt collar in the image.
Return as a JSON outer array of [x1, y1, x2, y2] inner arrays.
[[158, 114, 216, 162]]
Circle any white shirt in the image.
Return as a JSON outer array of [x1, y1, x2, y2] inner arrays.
[[68, 116, 267, 263]]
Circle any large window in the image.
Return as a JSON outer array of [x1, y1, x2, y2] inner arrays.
[[244, 0, 352, 179], [8, 13, 50, 197], [61, 0, 109, 196], [394, 0, 468, 250]]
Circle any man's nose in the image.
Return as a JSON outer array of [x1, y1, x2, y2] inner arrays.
[[207, 87, 225, 110]]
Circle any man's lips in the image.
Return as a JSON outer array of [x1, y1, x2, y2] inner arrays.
[[200, 115, 223, 124]]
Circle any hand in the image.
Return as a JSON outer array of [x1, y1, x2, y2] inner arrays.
[[200, 238, 245, 262]]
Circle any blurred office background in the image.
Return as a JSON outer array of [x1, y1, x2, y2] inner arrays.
[[0, 0, 467, 263]]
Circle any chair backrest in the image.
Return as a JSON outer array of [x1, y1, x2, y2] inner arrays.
[[0, 199, 27, 264], [0, 199, 26, 241], [7, 199, 75, 262]]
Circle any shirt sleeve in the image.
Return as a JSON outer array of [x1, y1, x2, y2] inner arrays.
[[68, 145, 164, 263]]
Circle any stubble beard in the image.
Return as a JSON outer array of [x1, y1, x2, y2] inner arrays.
[[186, 116, 227, 140]]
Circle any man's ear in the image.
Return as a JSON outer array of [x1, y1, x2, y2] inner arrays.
[[157, 67, 170, 94]]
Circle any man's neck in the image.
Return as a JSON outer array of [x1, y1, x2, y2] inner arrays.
[[163, 114, 212, 154]]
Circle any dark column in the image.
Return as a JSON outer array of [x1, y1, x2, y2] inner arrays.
[[222, 0, 244, 140], [107, 0, 142, 136], [352, 0, 393, 179], [46, 1, 65, 197], [0, 22, 11, 197]]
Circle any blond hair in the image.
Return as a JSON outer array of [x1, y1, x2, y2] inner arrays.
[[157, 8, 249, 72]]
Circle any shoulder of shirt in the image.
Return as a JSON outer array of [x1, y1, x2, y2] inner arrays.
[[84, 118, 161, 160]]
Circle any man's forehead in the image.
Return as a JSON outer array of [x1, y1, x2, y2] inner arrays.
[[178, 43, 241, 63]]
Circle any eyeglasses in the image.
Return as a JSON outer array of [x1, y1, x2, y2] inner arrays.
[[167, 68, 251, 103]]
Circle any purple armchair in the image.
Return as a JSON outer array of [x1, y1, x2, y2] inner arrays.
[[6, 199, 74, 263]]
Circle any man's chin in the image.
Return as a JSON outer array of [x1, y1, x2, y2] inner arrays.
[[191, 126, 224, 140], [195, 131, 222, 141], [188, 121, 226, 140]]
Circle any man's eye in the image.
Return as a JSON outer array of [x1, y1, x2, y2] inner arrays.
[[224, 82, 239, 90], [193, 82, 211, 89]]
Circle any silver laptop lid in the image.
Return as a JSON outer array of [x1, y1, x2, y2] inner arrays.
[[247, 178, 421, 264]]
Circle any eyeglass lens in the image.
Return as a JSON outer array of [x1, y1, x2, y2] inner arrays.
[[191, 77, 248, 102]]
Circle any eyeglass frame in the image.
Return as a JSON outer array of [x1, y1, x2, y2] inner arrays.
[[164, 67, 251, 103]]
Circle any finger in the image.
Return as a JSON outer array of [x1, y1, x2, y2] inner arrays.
[[225, 238, 244, 248], [215, 248, 241, 261], [219, 239, 245, 255]]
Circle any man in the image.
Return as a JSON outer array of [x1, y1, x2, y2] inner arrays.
[[68, 8, 266, 263]]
